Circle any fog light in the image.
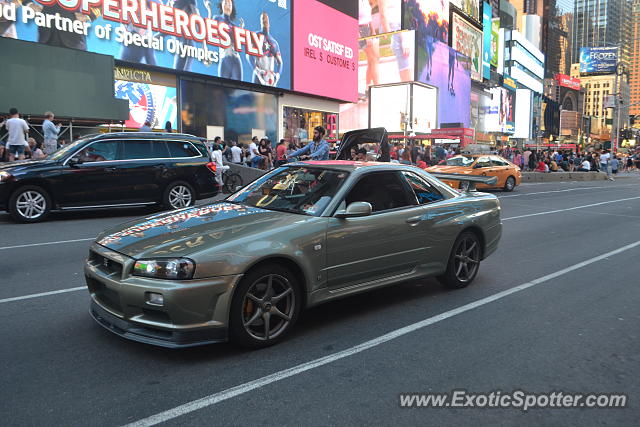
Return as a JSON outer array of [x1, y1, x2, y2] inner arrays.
[[146, 292, 164, 306]]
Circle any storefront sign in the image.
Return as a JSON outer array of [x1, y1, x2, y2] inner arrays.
[[554, 74, 581, 91], [2, 0, 292, 89], [293, 0, 358, 102], [452, 13, 482, 82], [503, 75, 517, 91]]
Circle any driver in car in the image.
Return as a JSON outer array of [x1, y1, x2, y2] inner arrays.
[[285, 126, 329, 161]]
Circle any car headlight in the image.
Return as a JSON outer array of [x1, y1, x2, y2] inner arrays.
[[132, 258, 195, 280], [0, 171, 12, 182]]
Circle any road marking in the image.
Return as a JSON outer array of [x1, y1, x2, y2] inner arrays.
[[498, 186, 607, 198], [124, 239, 640, 427], [502, 196, 640, 221], [0, 287, 85, 304], [0, 238, 94, 251]]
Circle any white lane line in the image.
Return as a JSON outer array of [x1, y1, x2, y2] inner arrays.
[[502, 196, 640, 221], [0, 287, 85, 304], [0, 238, 94, 251], [498, 186, 607, 198], [123, 239, 640, 427]]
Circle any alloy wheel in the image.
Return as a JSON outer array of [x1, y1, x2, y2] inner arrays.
[[168, 185, 192, 209], [454, 236, 480, 283], [15, 191, 47, 219], [505, 176, 515, 191], [241, 274, 295, 341]]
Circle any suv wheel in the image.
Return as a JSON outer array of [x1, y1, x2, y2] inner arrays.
[[9, 185, 52, 223], [229, 265, 301, 348], [163, 181, 194, 210]]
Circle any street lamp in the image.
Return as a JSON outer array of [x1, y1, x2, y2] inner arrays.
[[612, 62, 629, 154]]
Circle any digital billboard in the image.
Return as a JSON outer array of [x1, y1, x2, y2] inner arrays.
[[339, 30, 415, 131], [450, 0, 480, 23], [502, 86, 515, 133], [452, 13, 482, 82], [490, 18, 499, 68], [579, 47, 618, 74], [359, 0, 402, 35], [293, 0, 358, 102], [482, 2, 491, 79], [403, 0, 449, 44], [416, 39, 471, 128], [0, 0, 292, 89], [115, 81, 177, 130]]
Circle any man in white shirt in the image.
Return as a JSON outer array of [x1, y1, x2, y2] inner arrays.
[[230, 141, 243, 164], [578, 159, 591, 172], [5, 108, 29, 161], [599, 149, 614, 180], [247, 136, 260, 167]]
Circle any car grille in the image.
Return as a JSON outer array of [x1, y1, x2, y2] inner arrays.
[[87, 277, 123, 314], [89, 250, 124, 277]]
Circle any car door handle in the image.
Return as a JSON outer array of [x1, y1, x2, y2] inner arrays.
[[406, 216, 422, 225], [105, 167, 117, 172]]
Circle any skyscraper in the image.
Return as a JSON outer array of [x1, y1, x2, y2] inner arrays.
[[572, 0, 633, 66], [543, 0, 575, 77]]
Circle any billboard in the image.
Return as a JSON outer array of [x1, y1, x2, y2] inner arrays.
[[0, 0, 292, 89], [502, 86, 515, 133], [293, 0, 358, 102], [490, 18, 500, 68], [450, 0, 480, 23], [359, 0, 402, 35], [482, 2, 491, 79], [579, 47, 618, 74], [555, 74, 581, 90], [403, 0, 449, 44], [339, 30, 415, 131], [452, 13, 482, 82], [416, 39, 471, 128], [114, 80, 177, 130]]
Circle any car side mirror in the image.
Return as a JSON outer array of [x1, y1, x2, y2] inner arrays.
[[335, 201, 372, 218], [68, 156, 82, 166]]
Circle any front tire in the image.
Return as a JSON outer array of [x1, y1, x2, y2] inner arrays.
[[229, 265, 301, 349], [438, 231, 481, 289], [163, 181, 194, 210], [503, 176, 516, 192], [9, 185, 52, 223]]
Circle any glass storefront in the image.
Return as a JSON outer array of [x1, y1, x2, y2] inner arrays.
[[283, 107, 339, 143], [180, 80, 278, 143]]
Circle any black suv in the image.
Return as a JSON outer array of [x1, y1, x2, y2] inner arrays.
[[0, 133, 219, 222]]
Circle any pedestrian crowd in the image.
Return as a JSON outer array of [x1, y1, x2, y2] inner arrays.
[[1, 108, 65, 162]]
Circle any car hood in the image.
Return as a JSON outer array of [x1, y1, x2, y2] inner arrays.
[[427, 165, 474, 174], [0, 159, 56, 172], [96, 202, 303, 258]]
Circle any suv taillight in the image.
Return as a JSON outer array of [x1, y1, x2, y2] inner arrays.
[[206, 162, 217, 173]]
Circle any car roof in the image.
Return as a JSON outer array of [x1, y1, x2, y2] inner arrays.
[[89, 132, 204, 142], [288, 160, 421, 172]]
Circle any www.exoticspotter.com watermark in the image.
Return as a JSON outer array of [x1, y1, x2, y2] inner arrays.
[[399, 390, 628, 411]]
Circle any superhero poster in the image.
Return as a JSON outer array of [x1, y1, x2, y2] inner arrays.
[[0, 0, 292, 89]]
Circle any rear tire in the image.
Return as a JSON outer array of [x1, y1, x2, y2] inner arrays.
[[162, 181, 195, 210], [437, 231, 481, 289], [229, 265, 301, 349], [503, 176, 516, 192], [9, 185, 52, 223]]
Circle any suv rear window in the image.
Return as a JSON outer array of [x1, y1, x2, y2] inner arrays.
[[166, 141, 201, 158]]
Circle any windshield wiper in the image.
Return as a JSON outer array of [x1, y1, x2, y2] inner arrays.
[[261, 206, 310, 216]]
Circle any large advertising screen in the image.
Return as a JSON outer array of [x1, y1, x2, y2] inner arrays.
[[339, 29, 415, 131], [115, 81, 177, 130], [402, 0, 449, 44], [450, 0, 480, 23], [490, 18, 499, 68], [482, 2, 491, 79], [579, 47, 618, 74], [359, 0, 402, 35], [1, 0, 292, 89], [452, 13, 482, 82], [294, 0, 358, 102], [416, 39, 471, 128]]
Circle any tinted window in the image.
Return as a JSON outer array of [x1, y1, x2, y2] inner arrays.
[[166, 141, 201, 158], [491, 157, 509, 166], [77, 141, 119, 163], [344, 172, 415, 212], [401, 172, 444, 205], [120, 140, 170, 160]]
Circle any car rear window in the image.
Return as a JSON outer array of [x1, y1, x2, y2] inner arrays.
[[166, 141, 202, 158]]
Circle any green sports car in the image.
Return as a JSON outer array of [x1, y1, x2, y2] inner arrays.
[[85, 161, 501, 348]]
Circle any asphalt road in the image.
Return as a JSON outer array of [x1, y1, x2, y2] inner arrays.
[[1, 178, 639, 426]]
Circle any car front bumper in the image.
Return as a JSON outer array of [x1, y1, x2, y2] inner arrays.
[[85, 243, 243, 348]]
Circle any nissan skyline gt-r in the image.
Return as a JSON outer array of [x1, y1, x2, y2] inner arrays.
[[85, 161, 502, 349], [427, 154, 522, 192]]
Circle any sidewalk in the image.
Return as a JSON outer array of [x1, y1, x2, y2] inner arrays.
[[522, 171, 639, 183]]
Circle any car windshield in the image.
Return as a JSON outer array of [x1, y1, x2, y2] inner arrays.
[[445, 156, 475, 167], [228, 167, 349, 216], [47, 138, 90, 161]]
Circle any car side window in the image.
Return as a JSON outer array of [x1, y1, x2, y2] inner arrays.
[[491, 157, 508, 166], [166, 141, 200, 158], [120, 140, 169, 160], [475, 157, 491, 168], [343, 172, 416, 212], [401, 172, 445, 205], [77, 141, 119, 163]]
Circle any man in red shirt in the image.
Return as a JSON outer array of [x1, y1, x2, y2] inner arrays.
[[275, 139, 287, 167]]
